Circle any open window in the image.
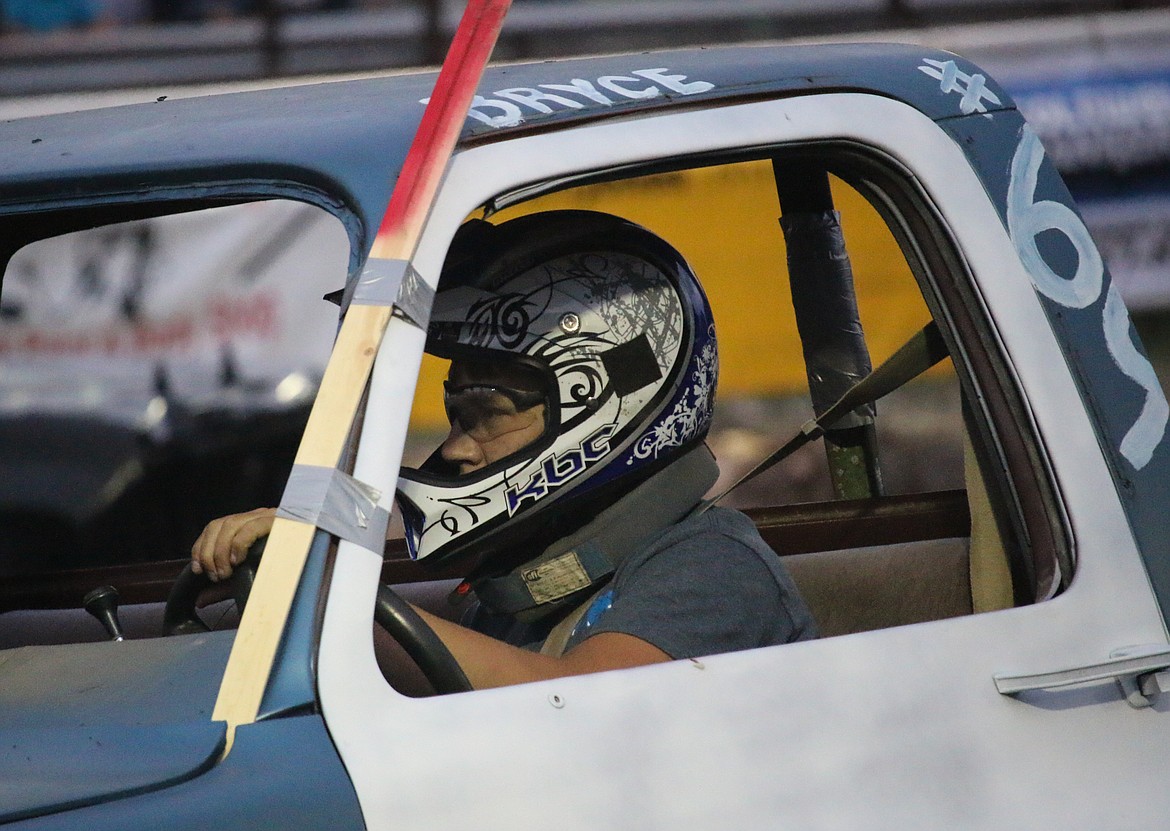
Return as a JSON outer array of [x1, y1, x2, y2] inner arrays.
[[0, 198, 350, 643], [381, 140, 1068, 692]]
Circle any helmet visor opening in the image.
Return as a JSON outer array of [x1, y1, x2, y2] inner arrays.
[[443, 382, 546, 443], [406, 355, 556, 482]]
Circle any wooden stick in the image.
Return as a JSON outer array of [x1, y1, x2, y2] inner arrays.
[[212, 0, 512, 748]]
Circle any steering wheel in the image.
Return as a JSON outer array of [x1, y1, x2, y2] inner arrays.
[[163, 539, 472, 694], [162, 540, 262, 636]]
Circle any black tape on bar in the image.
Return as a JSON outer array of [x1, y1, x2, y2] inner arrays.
[[775, 164, 875, 427], [781, 211, 874, 425]]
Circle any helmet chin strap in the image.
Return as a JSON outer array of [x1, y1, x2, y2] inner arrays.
[[472, 443, 720, 622]]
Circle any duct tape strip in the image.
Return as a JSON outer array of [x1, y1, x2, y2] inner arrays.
[[393, 262, 434, 329], [276, 465, 390, 554], [351, 257, 434, 329]]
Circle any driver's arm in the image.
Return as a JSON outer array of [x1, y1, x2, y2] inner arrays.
[[190, 511, 670, 688], [414, 607, 670, 689], [189, 514, 669, 688]]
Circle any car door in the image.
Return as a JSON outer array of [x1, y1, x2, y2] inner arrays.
[[315, 86, 1170, 830]]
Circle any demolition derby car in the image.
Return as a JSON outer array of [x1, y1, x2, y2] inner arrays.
[[2, 40, 1169, 830]]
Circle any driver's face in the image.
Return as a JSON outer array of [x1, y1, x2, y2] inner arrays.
[[439, 359, 547, 475]]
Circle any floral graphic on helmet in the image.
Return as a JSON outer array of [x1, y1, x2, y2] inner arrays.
[[632, 333, 717, 461]]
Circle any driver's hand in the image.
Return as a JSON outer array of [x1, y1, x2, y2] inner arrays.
[[191, 507, 276, 582]]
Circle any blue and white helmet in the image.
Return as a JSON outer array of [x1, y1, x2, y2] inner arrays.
[[396, 211, 717, 574]]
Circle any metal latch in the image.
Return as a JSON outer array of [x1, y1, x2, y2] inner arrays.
[[994, 645, 1170, 708]]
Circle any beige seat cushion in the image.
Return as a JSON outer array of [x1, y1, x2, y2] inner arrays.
[[784, 538, 972, 638]]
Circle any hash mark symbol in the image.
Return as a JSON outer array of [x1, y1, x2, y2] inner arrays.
[[918, 58, 1001, 118]]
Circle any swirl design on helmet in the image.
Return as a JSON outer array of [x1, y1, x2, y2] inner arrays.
[[422, 491, 495, 536], [529, 333, 611, 426], [466, 292, 536, 349]]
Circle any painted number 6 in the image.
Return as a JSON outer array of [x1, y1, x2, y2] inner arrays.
[[1007, 127, 1103, 309], [1007, 125, 1167, 469]]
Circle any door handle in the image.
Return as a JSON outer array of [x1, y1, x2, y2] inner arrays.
[[994, 645, 1170, 708]]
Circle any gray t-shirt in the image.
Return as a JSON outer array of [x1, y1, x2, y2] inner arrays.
[[561, 506, 816, 657], [467, 506, 816, 658]]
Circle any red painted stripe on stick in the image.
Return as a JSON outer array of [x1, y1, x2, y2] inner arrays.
[[373, 0, 511, 254]]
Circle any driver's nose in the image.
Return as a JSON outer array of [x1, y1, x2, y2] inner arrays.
[[440, 424, 486, 475]]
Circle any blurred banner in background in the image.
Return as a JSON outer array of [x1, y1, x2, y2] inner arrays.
[[0, 201, 348, 427]]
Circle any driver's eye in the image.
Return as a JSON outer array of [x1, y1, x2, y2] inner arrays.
[[443, 384, 541, 442]]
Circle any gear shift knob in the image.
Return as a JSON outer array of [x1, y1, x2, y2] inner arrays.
[[83, 585, 125, 642]]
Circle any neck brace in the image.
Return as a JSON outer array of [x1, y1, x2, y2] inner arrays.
[[472, 444, 720, 622]]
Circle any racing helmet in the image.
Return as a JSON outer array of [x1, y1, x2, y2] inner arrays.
[[395, 210, 717, 575]]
